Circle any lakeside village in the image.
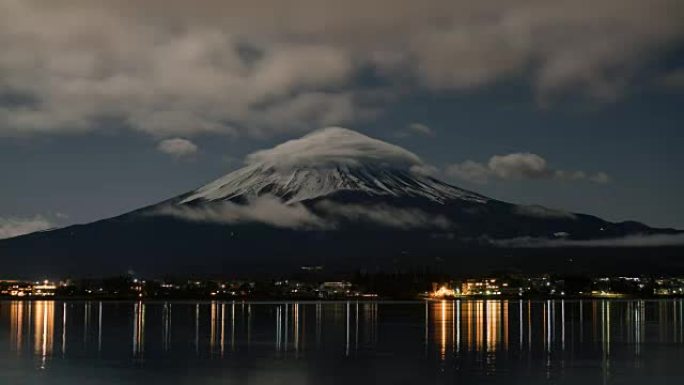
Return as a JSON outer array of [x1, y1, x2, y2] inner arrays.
[[2, 271, 684, 300]]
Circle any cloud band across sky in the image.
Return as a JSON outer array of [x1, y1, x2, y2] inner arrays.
[[0, 216, 53, 240], [490, 233, 684, 248], [155, 196, 452, 230], [445, 153, 610, 184], [1, 0, 683, 139]]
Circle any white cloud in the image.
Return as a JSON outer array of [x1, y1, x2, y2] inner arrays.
[[0, 2, 359, 138], [492, 233, 684, 248], [157, 138, 198, 158], [409, 164, 440, 177], [409, 123, 433, 136], [445, 161, 491, 184], [155, 193, 451, 230], [0, 0, 682, 138], [513, 205, 577, 220], [588, 172, 611, 184], [246, 127, 423, 170], [316, 201, 452, 229], [155, 195, 327, 229], [489, 153, 552, 179], [395, 122, 435, 138], [446, 152, 610, 184], [0, 215, 53, 239]]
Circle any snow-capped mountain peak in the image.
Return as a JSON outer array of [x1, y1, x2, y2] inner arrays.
[[180, 128, 488, 204], [180, 163, 487, 204]]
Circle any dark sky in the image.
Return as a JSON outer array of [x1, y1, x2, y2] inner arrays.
[[1, 0, 683, 237]]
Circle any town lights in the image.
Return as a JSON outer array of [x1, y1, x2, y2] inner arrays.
[[431, 285, 456, 298]]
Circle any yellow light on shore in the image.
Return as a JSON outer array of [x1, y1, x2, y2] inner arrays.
[[431, 285, 456, 298]]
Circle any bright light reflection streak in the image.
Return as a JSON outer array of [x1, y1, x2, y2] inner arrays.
[[61, 303, 67, 356], [554, 300, 557, 344], [601, 301, 611, 382], [503, 301, 509, 351], [284, 303, 288, 351], [606, 301, 611, 356], [164, 303, 172, 352], [476, 301, 483, 352], [673, 300, 677, 342], [220, 304, 225, 356], [194, 304, 199, 355], [275, 306, 281, 352], [132, 302, 145, 357], [451, 300, 455, 354], [486, 301, 499, 353], [231, 302, 236, 352], [10, 302, 24, 354], [345, 302, 350, 357], [546, 300, 551, 353], [463, 301, 472, 351], [456, 300, 461, 353], [294, 303, 300, 354], [34, 301, 54, 370], [27, 302, 32, 342], [247, 304, 252, 349], [98, 302, 103, 352], [561, 300, 565, 351], [210, 302, 217, 353], [634, 301, 641, 356], [84, 302, 90, 345], [440, 300, 446, 360], [601, 301, 605, 356]]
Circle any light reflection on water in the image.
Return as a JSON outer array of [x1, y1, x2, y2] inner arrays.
[[1, 299, 684, 384]]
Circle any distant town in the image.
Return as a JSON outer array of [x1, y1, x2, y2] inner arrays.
[[2, 269, 684, 300]]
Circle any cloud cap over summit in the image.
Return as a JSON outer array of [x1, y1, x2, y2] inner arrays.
[[246, 127, 424, 170]]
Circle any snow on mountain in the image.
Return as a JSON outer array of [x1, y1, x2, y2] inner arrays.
[[181, 127, 488, 205], [1, 128, 681, 277], [180, 162, 488, 205]]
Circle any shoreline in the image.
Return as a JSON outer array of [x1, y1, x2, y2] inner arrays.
[[1, 295, 683, 302]]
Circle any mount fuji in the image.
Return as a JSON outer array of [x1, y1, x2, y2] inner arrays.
[[1, 128, 682, 277]]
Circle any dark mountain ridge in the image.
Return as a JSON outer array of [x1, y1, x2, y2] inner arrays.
[[1, 128, 681, 277]]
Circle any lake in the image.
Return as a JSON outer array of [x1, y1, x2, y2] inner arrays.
[[1, 299, 683, 384]]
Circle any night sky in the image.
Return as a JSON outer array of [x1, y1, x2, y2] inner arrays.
[[1, 0, 683, 238]]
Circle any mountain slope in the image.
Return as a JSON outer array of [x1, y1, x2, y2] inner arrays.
[[180, 163, 487, 205], [0, 127, 681, 277], [179, 127, 487, 205]]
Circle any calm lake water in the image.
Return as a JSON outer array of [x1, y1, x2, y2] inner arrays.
[[1, 300, 683, 384]]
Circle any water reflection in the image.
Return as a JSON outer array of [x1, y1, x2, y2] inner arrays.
[[162, 302, 171, 352], [2, 299, 684, 375], [420, 298, 684, 364], [10, 301, 24, 354], [33, 300, 54, 369], [61, 303, 67, 356], [132, 302, 145, 357], [98, 302, 103, 352]]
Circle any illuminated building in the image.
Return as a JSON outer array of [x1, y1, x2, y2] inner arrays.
[[0, 280, 33, 297], [32, 280, 57, 296], [460, 279, 501, 296], [319, 281, 352, 296], [430, 283, 457, 298]]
